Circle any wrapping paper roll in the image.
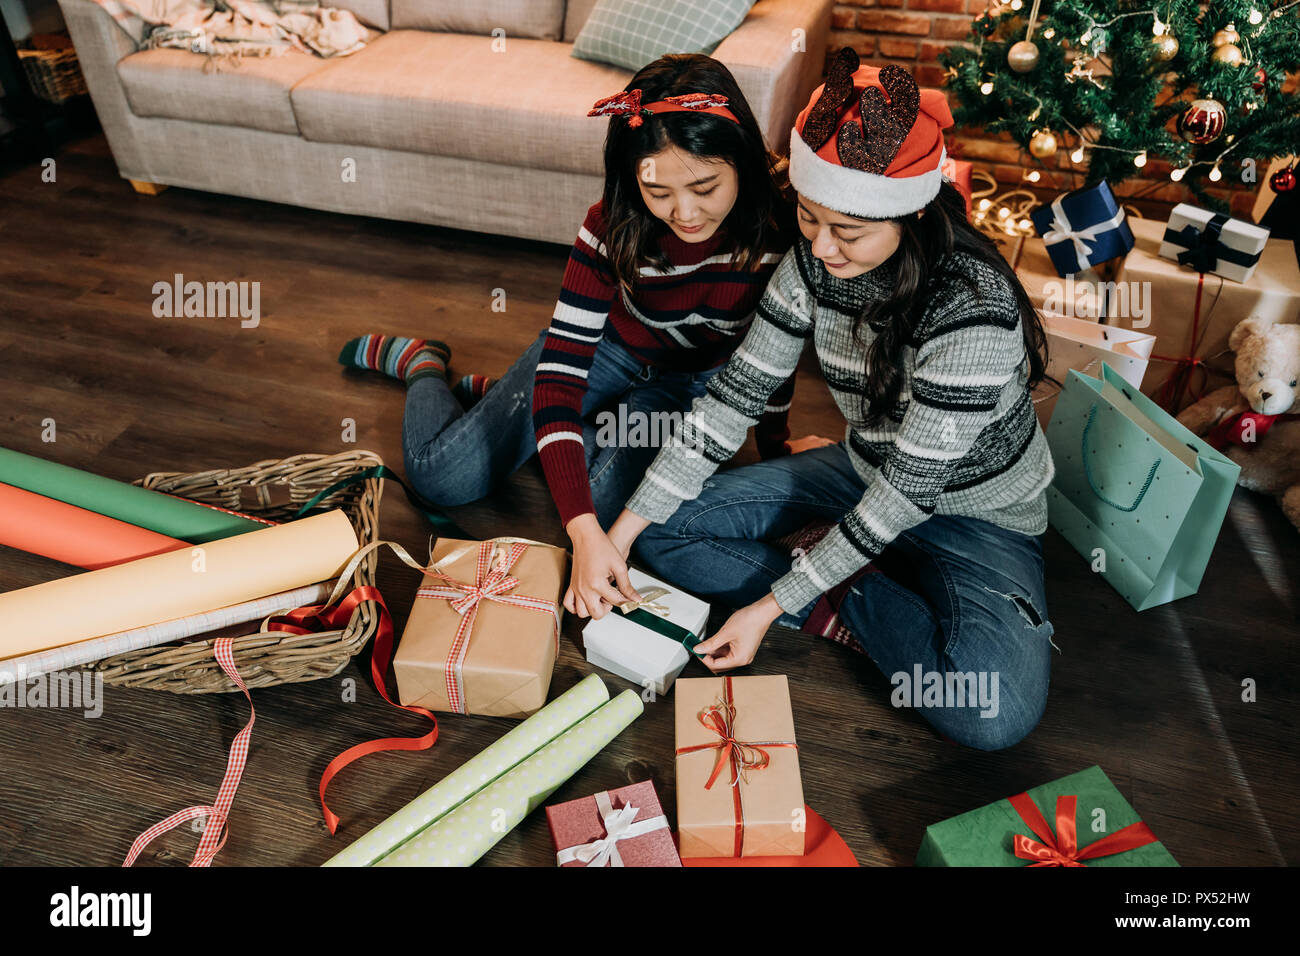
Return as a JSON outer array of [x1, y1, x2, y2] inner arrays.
[[374, 689, 643, 867], [0, 482, 190, 570], [0, 510, 359, 659], [324, 673, 612, 867], [0, 446, 268, 542], [0, 580, 335, 684]]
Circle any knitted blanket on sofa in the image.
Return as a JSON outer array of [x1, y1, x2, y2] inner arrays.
[[92, 0, 370, 59]]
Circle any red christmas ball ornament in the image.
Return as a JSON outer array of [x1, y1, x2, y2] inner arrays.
[[1178, 98, 1226, 145], [1272, 166, 1297, 193], [1252, 67, 1267, 92]]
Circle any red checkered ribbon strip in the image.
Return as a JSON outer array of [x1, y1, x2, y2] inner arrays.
[[416, 540, 561, 714], [122, 638, 252, 867], [673, 675, 797, 857], [1008, 792, 1159, 866]]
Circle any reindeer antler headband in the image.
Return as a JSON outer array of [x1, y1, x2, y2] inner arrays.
[[588, 90, 739, 128]]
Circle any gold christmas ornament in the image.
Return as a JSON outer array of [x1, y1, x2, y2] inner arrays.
[[1152, 33, 1179, 62], [1212, 43, 1243, 67], [1212, 23, 1240, 48], [1008, 39, 1040, 72], [1029, 129, 1058, 158]]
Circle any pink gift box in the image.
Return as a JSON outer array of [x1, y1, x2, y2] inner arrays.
[[545, 780, 682, 867]]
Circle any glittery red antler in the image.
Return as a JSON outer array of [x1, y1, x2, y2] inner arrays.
[[800, 47, 860, 151], [838, 64, 919, 174], [588, 89, 646, 126], [662, 93, 731, 110]]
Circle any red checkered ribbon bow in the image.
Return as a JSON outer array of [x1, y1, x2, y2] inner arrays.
[[417, 541, 560, 714], [1008, 792, 1159, 866]]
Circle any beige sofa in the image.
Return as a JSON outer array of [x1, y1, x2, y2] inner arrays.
[[59, 0, 832, 244]]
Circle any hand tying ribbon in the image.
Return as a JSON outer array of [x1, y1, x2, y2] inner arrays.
[[555, 791, 669, 867], [417, 540, 561, 715], [612, 586, 702, 653], [1041, 196, 1128, 273], [674, 675, 797, 856], [1008, 792, 1158, 866]]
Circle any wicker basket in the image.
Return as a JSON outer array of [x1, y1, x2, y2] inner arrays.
[[90, 451, 385, 694], [18, 35, 88, 105]]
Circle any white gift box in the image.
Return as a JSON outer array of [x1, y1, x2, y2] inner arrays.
[[1157, 203, 1271, 284], [582, 568, 708, 697], [1033, 312, 1155, 429]]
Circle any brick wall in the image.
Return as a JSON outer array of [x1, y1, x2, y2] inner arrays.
[[827, 1, 1263, 219]]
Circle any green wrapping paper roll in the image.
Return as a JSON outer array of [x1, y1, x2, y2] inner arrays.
[[0, 446, 266, 543], [374, 689, 643, 867], [323, 674, 613, 867]]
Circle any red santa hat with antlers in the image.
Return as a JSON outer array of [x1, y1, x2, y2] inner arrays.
[[789, 49, 955, 219]]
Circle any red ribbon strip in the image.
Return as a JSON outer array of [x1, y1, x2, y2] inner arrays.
[[1007, 792, 1159, 866], [1207, 410, 1300, 450], [1149, 270, 1225, 411], [674, 675, 797, 857], [268, 586, 439, 834], [123, 638, 253, 867]]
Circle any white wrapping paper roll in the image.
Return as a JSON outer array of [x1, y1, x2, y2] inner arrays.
[[0, 509, 360, 659]]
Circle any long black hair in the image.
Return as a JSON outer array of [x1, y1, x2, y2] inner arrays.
[[600, 54, 792, 293], [854, 180, 1048, 424]]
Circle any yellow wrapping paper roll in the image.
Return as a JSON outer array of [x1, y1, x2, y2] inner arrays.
[[0, 509, 360, 659]]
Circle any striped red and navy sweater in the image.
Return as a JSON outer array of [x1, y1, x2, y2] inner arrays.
[[533, 201, 794, 526]]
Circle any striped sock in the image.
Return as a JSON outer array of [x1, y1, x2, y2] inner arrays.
[[338, 335, 450, 384], [452, 374, 495, 408]]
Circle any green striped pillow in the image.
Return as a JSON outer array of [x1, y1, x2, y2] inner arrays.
[[572, 0, 756, 73]]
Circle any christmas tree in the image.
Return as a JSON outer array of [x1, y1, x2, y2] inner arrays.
[[943, 1, 1300, 210]]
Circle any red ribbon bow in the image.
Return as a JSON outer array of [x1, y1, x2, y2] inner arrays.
[[1206, 409, 1299, 450], [674, 675, 797, 856], [1008, 792, 1158, 866]]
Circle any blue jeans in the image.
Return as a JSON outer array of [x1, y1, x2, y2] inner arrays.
[[633, 443, 1054, 751], [403, 331, 718, 528]]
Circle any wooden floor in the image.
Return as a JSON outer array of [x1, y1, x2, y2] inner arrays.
[[0, 136, 1296, 867]]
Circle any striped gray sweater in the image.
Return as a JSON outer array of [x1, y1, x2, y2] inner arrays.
[[625, 238, 1055, 613]]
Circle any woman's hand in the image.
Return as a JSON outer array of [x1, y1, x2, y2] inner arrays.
[[564, 513, 640, 619], [788, 434, 836, 454], [692, 592, 784, 671]]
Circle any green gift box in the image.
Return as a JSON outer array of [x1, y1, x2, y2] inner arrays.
[[916, 766, 1178, 867]]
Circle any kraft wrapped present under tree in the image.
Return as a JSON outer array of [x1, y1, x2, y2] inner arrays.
[[393, 537, 566, 718], [1045, 365, 1239, 611], [1158, 203, 1271, 284], [582, 567, 708, 696], [546, 780, 682, 867], [916, 765, 1178, 867], [1032, 313, 1155, 429], [1006, 235, 1114, 319], [1030, 181, 1135, 277], [675, 674, 804, 859], [1116, 217, 1300, 412]]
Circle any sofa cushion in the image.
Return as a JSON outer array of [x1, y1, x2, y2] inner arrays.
[[572, 0, 756, 72], [291, 31, 632, 176], [117, 49, 334, 136], [563, 0, 601, 41], [390, 0, 565, 40], [331, 0, 390, 31]]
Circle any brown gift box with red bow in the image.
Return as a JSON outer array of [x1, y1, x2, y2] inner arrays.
[[674, 674, 805, 858]]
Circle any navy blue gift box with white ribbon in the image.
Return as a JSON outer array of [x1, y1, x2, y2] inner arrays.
[[1031, 181, 1136, 277]]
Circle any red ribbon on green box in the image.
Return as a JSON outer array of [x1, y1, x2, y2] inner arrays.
[[1008, 792, 1158, 867]]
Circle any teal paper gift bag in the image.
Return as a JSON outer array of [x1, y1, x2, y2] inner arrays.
[[1045, 364, 1240, 610]]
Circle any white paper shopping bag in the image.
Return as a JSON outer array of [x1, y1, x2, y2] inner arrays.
[[1033, 312, 1156, 428]]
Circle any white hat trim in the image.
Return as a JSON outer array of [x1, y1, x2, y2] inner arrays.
[[788, 128, 947, 219]]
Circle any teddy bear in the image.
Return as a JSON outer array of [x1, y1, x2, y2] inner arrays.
[[1177, 315, 1300, 531]]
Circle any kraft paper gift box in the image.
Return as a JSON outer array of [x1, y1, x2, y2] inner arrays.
[[1158, 202, 1271, 284], [675, 674, 805, 859], [545, 780, 682, 867], [1115, 216, 1300, 411], [1032, 312, 1155, 429], [1009, 235, 1113, 319], [582, 567, 707, 696], [916, 765, 1178, 867], [393, 537, 566, 718], [1030, 181, 1135, 278]]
